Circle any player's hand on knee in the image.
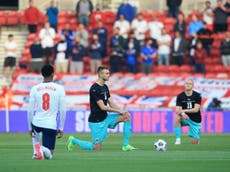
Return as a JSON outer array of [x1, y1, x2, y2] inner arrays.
[[181, 112, 190, 120], [57, 130, 64, 138], [29, 130, 34, 138], [121, 111, 131, 121]]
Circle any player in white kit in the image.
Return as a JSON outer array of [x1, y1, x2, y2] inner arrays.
[[27, 64, 66, 160]]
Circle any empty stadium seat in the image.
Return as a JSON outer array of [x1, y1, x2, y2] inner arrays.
[[6, 11, 19, 25], [210, 48, 220, 57], [155, 65, 169, 73], [24, 41, 33, 49], [58, 11, 69, 18], [179, 65, 193, 73], [0, 11, 7, 25], [21, 48, 31, 59], [168, 65, 180, 73], [27, 34, 36, 41]]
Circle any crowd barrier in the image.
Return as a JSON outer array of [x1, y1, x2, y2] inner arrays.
[[0, 110, 229, 133]]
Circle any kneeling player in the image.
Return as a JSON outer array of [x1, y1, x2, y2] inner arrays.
[[174, 79, 202, 144]]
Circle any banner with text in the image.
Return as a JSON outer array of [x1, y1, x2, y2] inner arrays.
[[0, 110, 229, 133]]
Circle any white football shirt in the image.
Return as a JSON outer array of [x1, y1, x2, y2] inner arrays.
[[28, 82, 66, 131]]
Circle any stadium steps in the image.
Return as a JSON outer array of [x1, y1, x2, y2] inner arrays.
[[0, 26, 28, 75]]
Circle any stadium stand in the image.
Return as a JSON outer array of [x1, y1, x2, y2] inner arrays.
[[0, 0, 230, 110]]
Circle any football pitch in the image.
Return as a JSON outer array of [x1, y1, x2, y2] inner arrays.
[[0, 133, 229, 172]]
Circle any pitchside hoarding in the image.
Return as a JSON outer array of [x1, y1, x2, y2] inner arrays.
[[0, 110, 229, 133]]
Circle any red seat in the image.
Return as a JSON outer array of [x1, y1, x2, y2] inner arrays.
[[83, 56, 90, 64], [18, 11, 27, 25], [21, 48, 31, 59], [7, 11, 19, 25], [179, 65, 193, 73], [27, 34, 36, 41], [58, 17, 68, 25], [206, 64, 215, 73], [168, 65, 180, 73], [58, 11, 69, 18], [164, 18, 176, 25], [151, 10, 162, 18], [205, 73, 217, 78], [0, 11, 7, 25], [210, 48, 220, 56], [39, 12, 48, 23], [24, 41, 33, 49], [155, 65, 169, 73], [213, 65, 226, 73]]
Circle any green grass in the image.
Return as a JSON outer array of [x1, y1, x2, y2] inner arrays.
[[0, 133, 230, 172]]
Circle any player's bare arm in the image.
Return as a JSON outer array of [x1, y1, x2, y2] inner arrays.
[[96, 100, 125, 114]]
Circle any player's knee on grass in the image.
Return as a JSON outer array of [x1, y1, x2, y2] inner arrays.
[[191, 138, 199, 144], [94, 143, 102, 151]]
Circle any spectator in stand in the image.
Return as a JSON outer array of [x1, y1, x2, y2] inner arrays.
[[125, 38, 138, 73], [69, 37, 86, 74], [207, 97, 222, 111], [60, 23, 75, 56], [172, 31, 187, 66], [188, 14, 203, 37], [95, 3, 101, 11], [131, 13, 148, 46], [110, 39, 125, 73], [24, 0, 40, 33], [110, 27, 124, 49], [197, 23, 214, 57], [39, 22, 56, 64], [194, 41, 207, 75], [220, 31, 230, 66], [92, 21, 108, 58], [54, 35, 68, 74], [225, 0, 230, 14], [213, 0, 229, 33], [140, 39, 157, 75], [3, 34, 17, 79], [148, 14, 164, 47], [125, 30, 140, 55], [166, 0, 182, 18], [173, 13, 186, 37], [89, 34, 103, 74], [46, 0, 59, 32], [76, 0, 94, 27], [75, 24, 89, 50], [116, 0, 136, 23], [29, 36, 43, 73], [157, 28, 172, 66], [188, 33, 200, 66], [202, 1, 214, 31], [113, 14, 130, 41]]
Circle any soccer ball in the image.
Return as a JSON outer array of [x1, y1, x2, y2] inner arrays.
[[154, 139, 167, 152]]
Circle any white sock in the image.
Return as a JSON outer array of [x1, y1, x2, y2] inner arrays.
[[32, 131, 42, 155], [41, 146, 52, 160], [32, 138, 36, 155]]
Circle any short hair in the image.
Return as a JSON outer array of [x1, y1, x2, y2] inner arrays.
[[41, 64, 54, 78], [185, 79, 194, 86], [8, 34, 13, 38], [97, 66, 109, 73]]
